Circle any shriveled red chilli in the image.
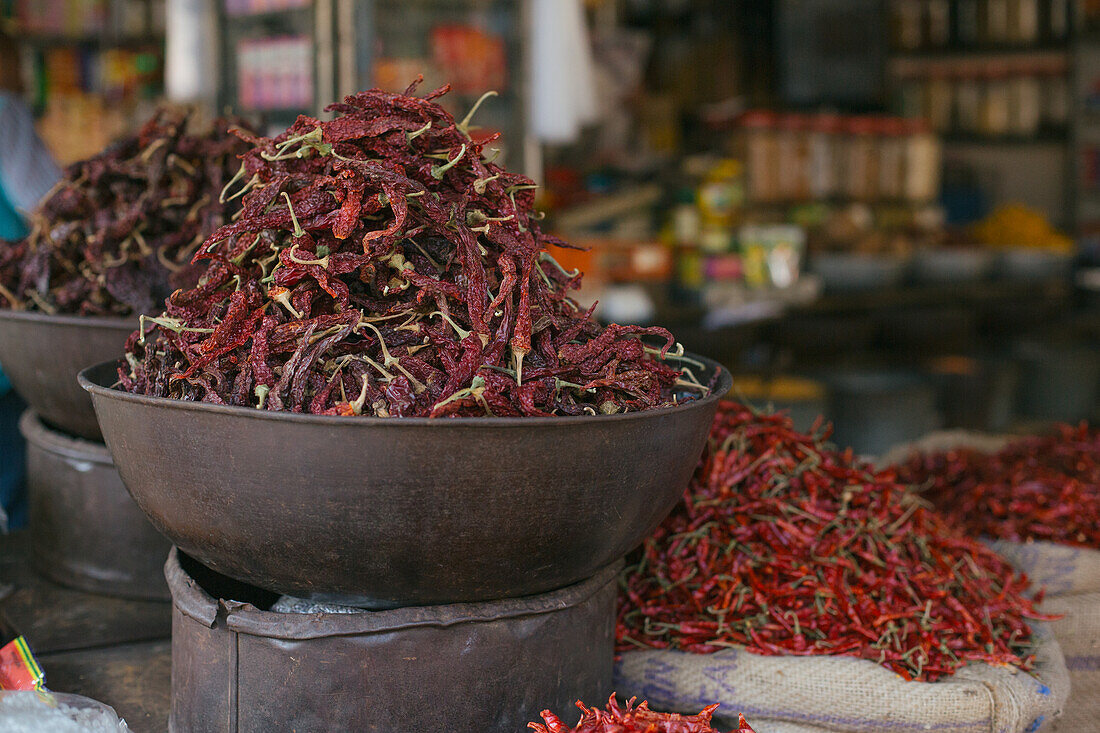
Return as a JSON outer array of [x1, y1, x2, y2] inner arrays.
[[617, 402, 1051, 682], [0, 109, 251, 316], [528, 694, 752, 733], [122, 79, 707, 417]]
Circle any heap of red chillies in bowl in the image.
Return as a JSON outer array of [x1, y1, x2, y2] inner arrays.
[[897, 423, 1100, 547], [617, 402, 1050, 682], [529, 694, 755, 733], [0, 108, 250, 316], [122, 79, 704, 416]]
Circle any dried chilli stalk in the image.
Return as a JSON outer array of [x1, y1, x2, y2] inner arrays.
[[528, 694, 751, 733], [897, 423, 1100, 548], [123, 81, 703, 416], [0, 108, 252, 316], [617, 402, 1051, 682]]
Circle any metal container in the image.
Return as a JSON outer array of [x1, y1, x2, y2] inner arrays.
[[877, 306, 978, 356], [1015, 340, 1100, 423], [823, 369, 942, 458], [809, 252, 910, 293], [0, 310, 134, 440], [998, 248, 1072, 282], [912, 247, 995, 285], [167, 548, 616, 733], [20, 410, 171, 600], [80, 356, 730, 606]]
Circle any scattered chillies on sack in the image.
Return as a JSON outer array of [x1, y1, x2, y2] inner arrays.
[[528, 694, 754, 733], [0, 108, 252, 316], [122, 79, 706, 417], [617, 402, 1051, 682], [897, 423, 1100, 548]]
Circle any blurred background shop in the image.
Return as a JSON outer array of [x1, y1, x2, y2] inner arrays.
[[2, 0, 1099, 454]]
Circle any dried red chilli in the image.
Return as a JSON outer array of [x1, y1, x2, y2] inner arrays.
[[0, 108, 251, 316], [122, 80, 706, 416], [528, 694, 753, 733], [897, 424, 1100, 548], [617, 401, 1051, 682]]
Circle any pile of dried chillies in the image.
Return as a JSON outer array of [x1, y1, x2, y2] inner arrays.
[[617, 402, 1049, 682], [122, 80, 703, 416], [0, 109, 250, 316], [898, 423, 1100, 548], [528, 695, 754, 733]]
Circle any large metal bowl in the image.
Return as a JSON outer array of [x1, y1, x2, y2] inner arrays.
[[81, 356, 730, 606], [0, 310, 134, 440]]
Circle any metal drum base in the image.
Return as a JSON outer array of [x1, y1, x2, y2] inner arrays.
[[167, 548, 617, 733], [21, 410, 171, 601]]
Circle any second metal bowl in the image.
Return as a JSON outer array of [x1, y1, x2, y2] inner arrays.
[[0, 309, 134, 440], [81, 355, 730, 606]]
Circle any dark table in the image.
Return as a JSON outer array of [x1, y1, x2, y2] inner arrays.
[[0, 531, 171, 732]]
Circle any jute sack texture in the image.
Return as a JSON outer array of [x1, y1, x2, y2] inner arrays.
[[884, 430, 1100, 732], [614, 622, 1067, 733]]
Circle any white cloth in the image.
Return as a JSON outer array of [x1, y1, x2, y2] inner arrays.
[[528, 0, 598, 144], [0, 92, 61, 214]]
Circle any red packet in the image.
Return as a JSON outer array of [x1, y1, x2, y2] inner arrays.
[[0, 636, 45, 691]]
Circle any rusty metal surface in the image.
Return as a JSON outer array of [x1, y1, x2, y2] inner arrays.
[[0, 531, 171, 655], [81, 356, 730, 606], [0, 309, 134, 440], [21, 410, 171, 601], [167, 549, 617, 733], [41, 640, 171, 733]]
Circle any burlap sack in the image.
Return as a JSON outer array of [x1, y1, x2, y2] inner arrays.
[[614, 623, 1068, 733], [881, 430, 1100, 732]]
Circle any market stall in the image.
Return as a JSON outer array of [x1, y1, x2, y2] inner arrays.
[[0, 2, 1097, 732]]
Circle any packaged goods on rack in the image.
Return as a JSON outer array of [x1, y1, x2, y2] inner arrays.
[[891, 0, 1052, 50], [615, 403, 1069, 733], [895, 427, 1100, 732], [224, 0, 310, 16], [236, 35, 313, 112], [892, 55, 1068, 139], [528, 695, 755, 733]]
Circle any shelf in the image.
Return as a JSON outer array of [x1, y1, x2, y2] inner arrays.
[[941, 132, 1068, 146], [891, 46, 1069, 61], [225, 6, 312, 22], [241, 105, 314, 116], [796, 278, 1070, 316], [17, 33, 163, 48]]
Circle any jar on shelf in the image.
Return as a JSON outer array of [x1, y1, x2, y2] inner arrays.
[[1007, 0, 1040, 44], [844, 116, 880, 201], [981, 64, 1011, 137], [924, 65, 954, 133], [954, 69, 983, 133], [1045, 0, 1070, 42], [739, 110, 780, 203], [1007, 62, 1041, 136], [955, 0, 982, 46], [809, 113, 840, 201], [878, 117, 907, 201], [893, 0, 925, 50], [902, 118, 941, 203], [897, 71, 926, 120], [1038, 58, 1069, 130], [986, 0, 1010, 44], [777, 114, 811, 202], [924, 0, 951, 47]]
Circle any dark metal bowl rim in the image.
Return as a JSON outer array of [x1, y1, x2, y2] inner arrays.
[[80, 352, 732, 428], [0, 307, 135, 330], [18, 410, 113, 464], [170, 549, 623, 639]]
